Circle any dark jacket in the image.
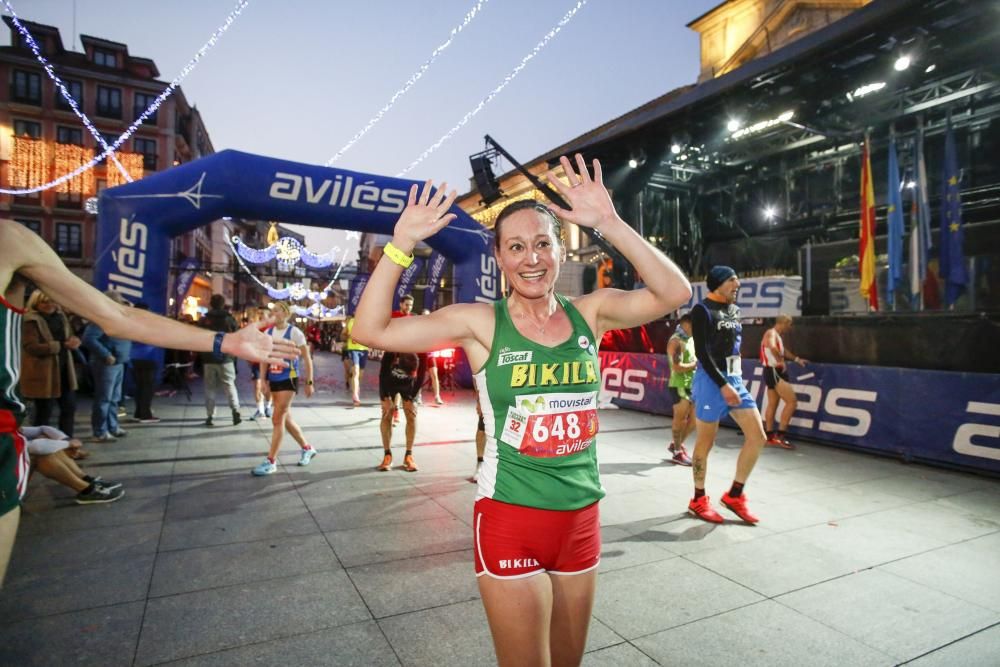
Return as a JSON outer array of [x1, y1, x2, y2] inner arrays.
[[199, 308, 239, 364], [20, 311, 78, 399]]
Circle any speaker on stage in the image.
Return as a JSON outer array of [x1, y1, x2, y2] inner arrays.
[[470, 154, 503, 205]]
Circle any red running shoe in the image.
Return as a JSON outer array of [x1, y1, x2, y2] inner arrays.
[[688, 496, 724, 523], [670, 444, 693, 467], [721, 492, 759, 524], [766, 434, 795, 450]]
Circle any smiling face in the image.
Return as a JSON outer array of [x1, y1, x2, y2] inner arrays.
[[496, 209, 565, 300]]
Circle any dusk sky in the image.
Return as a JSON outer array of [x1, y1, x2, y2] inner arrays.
[[13, 0, 719, 255]]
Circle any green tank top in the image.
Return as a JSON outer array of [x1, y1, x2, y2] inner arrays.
[[0, 295, 26, 430], [667, 332, 695, 390], [473, 295, 605, 511]]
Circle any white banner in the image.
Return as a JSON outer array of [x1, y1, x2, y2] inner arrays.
[[678, 275, 802, 318]]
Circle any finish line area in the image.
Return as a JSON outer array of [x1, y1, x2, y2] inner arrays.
[[3, 352, 997, 665]]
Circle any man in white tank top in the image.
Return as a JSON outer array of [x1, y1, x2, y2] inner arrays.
[[760, 314, 807, 448]]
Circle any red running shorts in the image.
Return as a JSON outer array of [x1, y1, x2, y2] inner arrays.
[[473, 497, 601, 579]]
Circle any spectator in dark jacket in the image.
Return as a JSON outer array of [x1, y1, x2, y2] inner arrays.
[[200, 294, 242, 426]]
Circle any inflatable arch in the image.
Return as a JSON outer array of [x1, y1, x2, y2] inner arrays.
[[94, 149, 500, 319]]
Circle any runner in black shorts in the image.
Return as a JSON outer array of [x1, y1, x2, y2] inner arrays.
[[760, 314, 808, 448], [377, 350, 426, 472]]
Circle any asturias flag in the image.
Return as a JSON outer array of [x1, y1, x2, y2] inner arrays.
[[886, 135, 905, 307], [859, 136, 879, 311], [939, 120, 968, 306]]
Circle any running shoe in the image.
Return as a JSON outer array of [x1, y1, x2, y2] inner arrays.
[[721, 492, 760, 524], [298, 447, 317, 466], [232, 409, 242, 426], [765, 435, 795, 450], [203, 418, 214, 427], [91, 433, 116, 443], [688, 495, 724, 523], [112, 429, 128, 438], [414, 394, 423, 406], [402, 453, 418, 472], [669, 444, 693, 466], [76, 484, 124, 504], [83, 475, 122, 491], [376, 453, 392, 471], [250, 409, 264, 421], [139, 417, 162, 424], [352, 396, 361, 407], [435, 396, 444, 405], [252, 459, 277, 476], [265, 405, 273, 418]]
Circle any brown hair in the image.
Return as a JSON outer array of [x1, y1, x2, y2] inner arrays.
[[493, 200, 563, 249]]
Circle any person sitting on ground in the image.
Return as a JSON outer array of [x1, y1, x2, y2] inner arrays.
[[22, 425, 123, 504]]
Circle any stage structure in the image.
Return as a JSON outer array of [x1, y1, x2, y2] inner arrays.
[[93, 150, 499, 324]]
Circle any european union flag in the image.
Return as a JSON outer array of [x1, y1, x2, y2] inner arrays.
[[939, 121, 968, 306], [886, 136, 905, 308]]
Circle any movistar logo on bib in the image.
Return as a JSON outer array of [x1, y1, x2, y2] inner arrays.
[[498, 350, 533, 366]]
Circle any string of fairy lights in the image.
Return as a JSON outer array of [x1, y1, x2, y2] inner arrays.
[[0, 0, 252, 195], [226, 232, 346, 318], [4, 0, 589, 313], [325, 0, 489, 166], [2, 0, 132, 182], [397, 0, 588, 176]]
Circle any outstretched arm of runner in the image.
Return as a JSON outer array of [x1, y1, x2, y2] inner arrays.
[[546, 155, 691, 337], [351, 183, 491, 356], [4, 221, 298, 366]]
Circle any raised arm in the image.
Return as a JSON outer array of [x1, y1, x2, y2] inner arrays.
[[546, 155, 691, 337], [351, 183, 492, 360], [3, 221, 297, 366]]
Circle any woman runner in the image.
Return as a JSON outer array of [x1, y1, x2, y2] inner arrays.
[[352, 154, 691, 666]]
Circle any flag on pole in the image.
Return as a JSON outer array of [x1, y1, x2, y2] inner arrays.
[[859, 135, 878, 311], [886, 134, 905, 308], [939, 119, 968, 307], [909, 120, 933, 309]]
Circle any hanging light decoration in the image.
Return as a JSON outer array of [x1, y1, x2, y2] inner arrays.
[[54, 144, 96, 194], [10, 136, 48, 189], [107, 152, 144, 188]]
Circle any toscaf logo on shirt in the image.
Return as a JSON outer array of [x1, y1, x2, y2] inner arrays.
[[498, 351, 532, 366]]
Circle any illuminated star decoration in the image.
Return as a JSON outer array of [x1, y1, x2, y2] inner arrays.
[[228, 233, 347, 319]]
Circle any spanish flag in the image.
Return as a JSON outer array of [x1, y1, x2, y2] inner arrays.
[[859, 136, 879, 311]]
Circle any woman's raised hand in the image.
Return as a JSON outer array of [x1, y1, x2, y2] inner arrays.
[[545, 154, 619, 231], [393, 181, 458, 250]]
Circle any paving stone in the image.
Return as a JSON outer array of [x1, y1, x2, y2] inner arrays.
[[0, 601, 144, 666], [347, 549, 479, 618], [325, 515, 471, 568], [378, 599, 495, 667], [593, 557, 762, 639], [778, 569, 998, 661], [150, 533, 341, 597], [904, 622, 1000, 666], [0, 553, 154, 621], [634, 599, 894, 666], [159, 620, 399, 666], [135, 570, 371, 665]]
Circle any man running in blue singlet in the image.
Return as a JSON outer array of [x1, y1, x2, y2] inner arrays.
[[688, 266, 767, 524]]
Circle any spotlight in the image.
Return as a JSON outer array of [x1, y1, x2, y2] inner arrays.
[[670, 143, 682, 155], [905, 181, 916, 189], [894, 55, 911, 71], [763, 206, 777, 221], [925, 64, 936, 73], [627, 149, 646, 169], [727, 119, 741, 132], [778, 110, 794, 122], [628, 158, 639, 169]]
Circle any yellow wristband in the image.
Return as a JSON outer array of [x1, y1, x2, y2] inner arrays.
[[383, 242, 414, 268]]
